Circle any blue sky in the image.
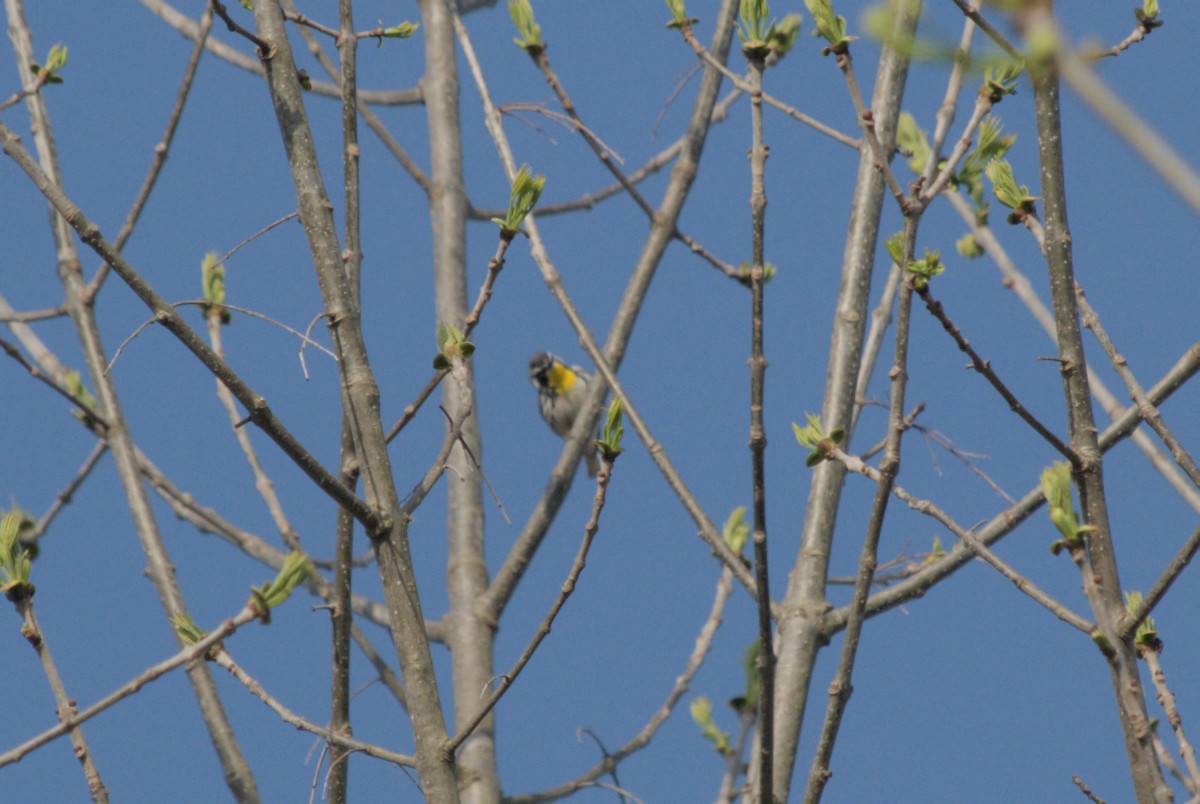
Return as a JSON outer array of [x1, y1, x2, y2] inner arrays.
[[3, 1, 1200, 802]]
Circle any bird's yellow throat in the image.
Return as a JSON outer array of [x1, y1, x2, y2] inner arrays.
[[548, 362, 576, 393]]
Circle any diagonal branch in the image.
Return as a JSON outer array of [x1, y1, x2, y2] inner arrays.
[[916, 284, 1076, 462], [824, 343, 1200, 636], [830, 447, 1094, 633], [1076, 287, 1200, 490], [0, 123, 378, 531]]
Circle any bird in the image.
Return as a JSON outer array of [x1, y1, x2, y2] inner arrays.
[[528, 351, 600, 477]]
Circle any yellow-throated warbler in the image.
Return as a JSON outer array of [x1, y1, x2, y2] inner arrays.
[[528, 351, 600, 477]]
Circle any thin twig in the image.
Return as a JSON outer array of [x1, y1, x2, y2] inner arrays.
[[218, 212, 300, 266], [135, 448, 416, 634], [1087, 16, 1159, 60], [853, 262, 903, 432], [1141, 646, 1200, 792], [106, 300, 338, 376], [283, 8, 340, 40], [1121, 522, 1200, 642], [1152, 732, 1195, 797], [10, 597, 109, 802], [1072, 775, 1107, 804], [918, 8, 977, 189], [836, 51, 908, 210], [210, 0, 271, 54], [0, 55, 55, 112], [918, 92, 991, 208], [744, 47, 775, 804], [505, 567, 735, 803], [401, 404, 471, 514], [500, 102, 625, 164], [1061, 33, 1200, 216], [1077, 286, 1200, 489], [445, 452, 618, 756], [916, 283, 1077, 462], [212, 649, 414, 767], [208, 314, 304, 553], [575, 729, 630, 804], [946, 0, 1022, 60], [328, 9, 362, 795], [350, 624, 407, 709], [85, 5, 216, 300], [913, 422, 1015, 504], [526, 46, 742, 287], [717, 707, 757, 803], [386, 371, 446, 443], [0, 304, 67, 323], [676, 23, 860, 149], [30, 440, 108, 544], [439, 404, 511, 525], [0, 609, 254, 769], [385, 229, 515, 444]]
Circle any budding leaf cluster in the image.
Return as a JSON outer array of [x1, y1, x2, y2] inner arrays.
[[65, 370, 99, 428], [665, 0, 694, 29], [249, 551, 314, 622], [722, 507, 749, 555], [884, 231, 906, 266], [433, 324, 475, 370], [379, 21, 418, 40], [896, 113, 932, 177], [955, 116, 1017, 212], [736, 639, 762, 713], [693, 638, 764, 760], [737, 261, 778, 284], [793, 413, 844, 466], [986, 159, 1038, 224], [492, 164, 546, 238], [690, 696, 733, 757], [173, 612, 224, 659], [1041, 463, 1096, 554], [805, 0, 855, 56], [735, 1, 804, 60], [770, 14, 804, 56], [0, 510, 36, 599], [956, 233, 984, 260], [738, 0, 776, 58], [509, 0, 543, 54], [924, 535, 945, 564], [1, 505, 38, 562], [201, 252, 232, 325], [980, 60, 1023, 104], [173, 612, 208, 646], [1134, 0, 1162, 31], [1124, 590, 1162, 654], [906, 247, 944, 289], [596, 398, 625, 460], [30, 43, 68, 85]]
